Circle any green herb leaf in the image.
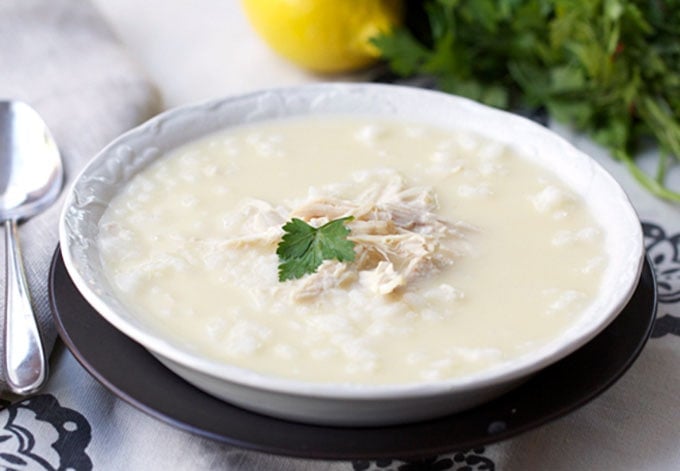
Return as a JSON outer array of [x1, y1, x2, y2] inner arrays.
[[276, 217, 356, 282], [371, 30, 430, 76]]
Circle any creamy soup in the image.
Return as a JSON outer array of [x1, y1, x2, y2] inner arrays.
[[97, 117, 606, 384]]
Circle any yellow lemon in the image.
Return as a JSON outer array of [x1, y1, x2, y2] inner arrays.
[[241, 0, 404, 74]]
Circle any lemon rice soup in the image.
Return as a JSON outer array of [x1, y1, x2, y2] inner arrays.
[[96, 117, 606, 385]]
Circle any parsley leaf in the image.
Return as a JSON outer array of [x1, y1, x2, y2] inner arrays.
[[276, 217, 356, 282]]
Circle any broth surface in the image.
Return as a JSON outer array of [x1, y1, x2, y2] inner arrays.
[[97, 117, 606, 384]]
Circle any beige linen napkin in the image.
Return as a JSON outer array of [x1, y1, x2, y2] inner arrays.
[[0, 0, 160, 389]]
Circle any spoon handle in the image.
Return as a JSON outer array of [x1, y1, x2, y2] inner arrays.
[[3, 219, 47, 395]]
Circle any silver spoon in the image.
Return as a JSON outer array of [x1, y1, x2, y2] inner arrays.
[[0, 100, 63, 395]]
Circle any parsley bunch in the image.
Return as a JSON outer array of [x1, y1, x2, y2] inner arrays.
[[373, 0, 680, 201]]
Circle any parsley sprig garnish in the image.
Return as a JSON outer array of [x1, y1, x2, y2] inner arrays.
[[276, 217, 356, 282]]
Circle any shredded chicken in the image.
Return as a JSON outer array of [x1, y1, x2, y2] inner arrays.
[[292, 260, 357, 300], [359, 261, 405, 295], [218, 199, 288, 248], [218, 170, 474, 300]]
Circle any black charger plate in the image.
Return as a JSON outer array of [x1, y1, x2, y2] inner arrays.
[[49, 247, 657, 460]]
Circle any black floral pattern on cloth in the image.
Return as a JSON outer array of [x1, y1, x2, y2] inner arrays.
[[642, 221, 680, 338], [0, 394, 92, 471], [352, 447, 494, 471]]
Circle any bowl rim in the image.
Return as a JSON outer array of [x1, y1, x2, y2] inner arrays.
[[59, 82, 645, 400]]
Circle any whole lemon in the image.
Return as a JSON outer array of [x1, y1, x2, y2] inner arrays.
[[241, 0, 404, 74]]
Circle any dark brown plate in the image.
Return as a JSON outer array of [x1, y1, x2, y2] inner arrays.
[[49, 246, 656, 460]]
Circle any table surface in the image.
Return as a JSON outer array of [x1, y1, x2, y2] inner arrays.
[[8, 1, 679, 470], [91, 0, 338, 108]]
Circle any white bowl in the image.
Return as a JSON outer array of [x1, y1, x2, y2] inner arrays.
[[59, 83, 644, 426]]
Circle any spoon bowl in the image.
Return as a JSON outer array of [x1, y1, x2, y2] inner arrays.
[[0, 100, 63, 395]]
